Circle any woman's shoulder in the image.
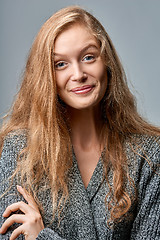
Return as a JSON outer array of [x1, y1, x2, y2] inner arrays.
[[125, 133, 160, 177], [2, 129, 28, 149], [0, 129, 28, 173], [123, 133, 160, 204], [126, 133, 160, 157], [130, 133, 160, 144]]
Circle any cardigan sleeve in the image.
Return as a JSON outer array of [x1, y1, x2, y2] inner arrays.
[[130, 139, 160, 240], [0, 133, 26, 239], [36, 228, 66, 240], [0, 133, 67, 240]]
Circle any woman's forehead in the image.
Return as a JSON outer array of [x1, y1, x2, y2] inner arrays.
[[54, 24, 99, 54]]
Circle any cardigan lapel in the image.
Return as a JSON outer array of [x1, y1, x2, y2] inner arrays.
[[67, 154, 98, 239], [72, 151, 104, 203], [86, 157, 104, 202]]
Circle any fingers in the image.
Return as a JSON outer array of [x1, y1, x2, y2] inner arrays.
[[17, 185, 39, 211], [3, 201, 32, 217], [17, 185, 34, 205], [0, 186, 44, 239], [0, 214, 25, 234], [10, 225, 25, 240], [17, 185, 29, 202]]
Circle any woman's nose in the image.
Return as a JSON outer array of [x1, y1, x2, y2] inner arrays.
[[70, 63, 87, 82]]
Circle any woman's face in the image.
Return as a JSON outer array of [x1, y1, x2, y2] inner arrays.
[[54, 24, 108, 110]]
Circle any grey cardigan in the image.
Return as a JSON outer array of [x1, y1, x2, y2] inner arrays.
[[0, 132, 160, 239]]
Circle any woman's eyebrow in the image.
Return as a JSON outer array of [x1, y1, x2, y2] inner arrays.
[[80, 44, 99, 54], [53, 44, 99, 57]]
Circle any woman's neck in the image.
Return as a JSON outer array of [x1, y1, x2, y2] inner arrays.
[[68, 106, 103, 151]]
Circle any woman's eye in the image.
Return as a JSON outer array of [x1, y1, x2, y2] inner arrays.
[[55, 61, 67, 70], [83, 55, 95, 62]]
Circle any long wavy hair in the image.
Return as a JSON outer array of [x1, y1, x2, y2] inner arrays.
[[0, 6, 160, 224]]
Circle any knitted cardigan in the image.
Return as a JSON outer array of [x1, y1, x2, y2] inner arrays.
[[0, 132, 160, 240]]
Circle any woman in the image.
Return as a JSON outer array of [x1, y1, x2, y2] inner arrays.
[[0, 6, 160, 240]]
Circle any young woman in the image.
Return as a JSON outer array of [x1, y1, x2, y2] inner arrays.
[[0, 6, 160, 240]]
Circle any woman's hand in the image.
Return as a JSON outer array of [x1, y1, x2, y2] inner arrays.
[[0, 185, 44, 240]]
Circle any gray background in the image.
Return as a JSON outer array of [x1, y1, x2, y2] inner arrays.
[[0, 0, 160, 126]]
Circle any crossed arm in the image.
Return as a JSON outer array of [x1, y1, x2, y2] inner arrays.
[[0, 185, 44, 240]]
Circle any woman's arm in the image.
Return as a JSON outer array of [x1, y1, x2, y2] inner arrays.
[[0, 133, 66, 240], [130, 142, 160, 240], [0, 133, 26, 239], [0, 186, 44, 240]]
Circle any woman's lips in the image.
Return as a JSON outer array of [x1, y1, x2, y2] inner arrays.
[[71, 85, 95, 94]]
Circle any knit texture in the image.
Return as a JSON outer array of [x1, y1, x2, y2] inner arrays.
[[0, 131, 160, 239]]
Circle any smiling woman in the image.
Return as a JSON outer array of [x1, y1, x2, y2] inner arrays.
[[0, 6, 160, 240]]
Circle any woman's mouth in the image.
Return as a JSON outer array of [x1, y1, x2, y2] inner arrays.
[[71, 85, 95, 95]]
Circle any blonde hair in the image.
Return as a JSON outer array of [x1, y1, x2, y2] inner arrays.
[[0, 6, 160, 224]]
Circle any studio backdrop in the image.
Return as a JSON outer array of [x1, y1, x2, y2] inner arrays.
[[0, 0, 160, 126]]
